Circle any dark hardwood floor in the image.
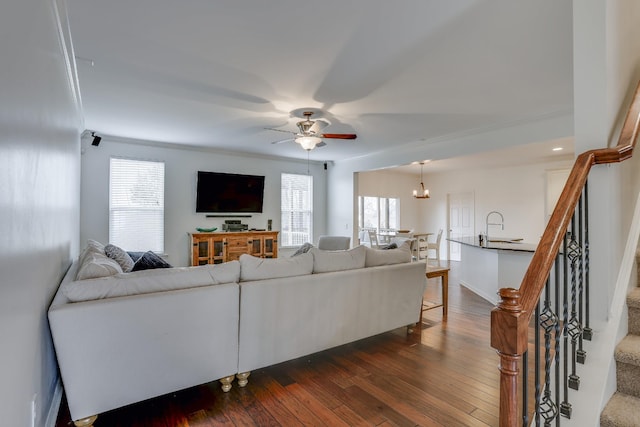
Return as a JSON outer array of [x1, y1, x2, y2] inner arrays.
[[55, 261, 500, 427]]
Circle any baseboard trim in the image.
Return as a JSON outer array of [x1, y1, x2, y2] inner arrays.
[[459, 280, 498, 305], [45, 378, 63, 427]]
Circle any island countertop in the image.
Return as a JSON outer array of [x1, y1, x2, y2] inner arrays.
[[448, 236, 538, 253]]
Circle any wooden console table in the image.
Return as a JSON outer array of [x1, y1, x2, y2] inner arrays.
[[422, 264, 450, 319], [190, 231, 278, 266]]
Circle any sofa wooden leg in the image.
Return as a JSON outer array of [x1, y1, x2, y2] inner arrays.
[[236, 371, 251, 387], [220, 374, 235, 392], [73, 415, 98, 427]]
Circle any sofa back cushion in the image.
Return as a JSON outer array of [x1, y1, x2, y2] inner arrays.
[[63, 261, 240, 302], [365, 240, 412, 267], [309, 245, 366, 273], [239, 252, 313, 281]]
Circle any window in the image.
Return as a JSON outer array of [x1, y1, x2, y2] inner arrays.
[[281, 173, 313, 247], [358, 196, 400, 232], [109, 157, 165, 252]]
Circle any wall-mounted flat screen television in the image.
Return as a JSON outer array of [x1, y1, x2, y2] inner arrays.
[[196, 171, 265, 213]]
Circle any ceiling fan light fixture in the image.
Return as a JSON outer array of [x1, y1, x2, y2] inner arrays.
[[295, 136, 322, 150]]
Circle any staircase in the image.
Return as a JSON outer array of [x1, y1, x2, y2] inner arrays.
[[601, 253, 640, 426]]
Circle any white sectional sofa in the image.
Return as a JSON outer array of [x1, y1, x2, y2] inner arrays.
[[48, 241, 426, 427]]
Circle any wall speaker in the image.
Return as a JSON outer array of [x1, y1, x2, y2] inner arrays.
[[91, 133, 102, 146]]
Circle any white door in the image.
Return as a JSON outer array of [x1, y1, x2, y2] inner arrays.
[[448, 192, 475, 261]]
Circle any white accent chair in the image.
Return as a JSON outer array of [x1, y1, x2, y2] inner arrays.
[[317, 235, 351, 250]]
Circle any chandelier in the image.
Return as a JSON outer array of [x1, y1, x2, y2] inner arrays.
[[413, 162, 430, 199]]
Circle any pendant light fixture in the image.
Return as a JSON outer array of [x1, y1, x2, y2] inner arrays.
[[413, 162, 430, 199]]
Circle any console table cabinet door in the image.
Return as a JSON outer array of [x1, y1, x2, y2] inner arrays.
[[263, 235, 277, 258], [191, 235, 226, 265], [190, 232, 278, 266]]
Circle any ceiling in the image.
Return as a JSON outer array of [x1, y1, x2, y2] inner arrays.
[[68, 0, 574, 164]]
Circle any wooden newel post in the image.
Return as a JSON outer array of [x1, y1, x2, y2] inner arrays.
[[491, 287, 529, 427]]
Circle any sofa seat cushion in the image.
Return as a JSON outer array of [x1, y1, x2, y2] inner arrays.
[[239, 253, 313, 281], [365, 240, 412, 267], [309, 245, 366, 273], [63, 261, 240, 302]]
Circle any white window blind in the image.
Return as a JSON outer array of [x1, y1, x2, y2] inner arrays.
[[109, 157, 165, 252], [281, 173, 313, 247]]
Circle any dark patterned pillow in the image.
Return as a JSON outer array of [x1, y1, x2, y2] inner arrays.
[[291, 242, 314, 257], [104, 244, 135, 272], [131, 251, 172, 271], [127, 251, 144, 263], [381, 242, 398, 250]]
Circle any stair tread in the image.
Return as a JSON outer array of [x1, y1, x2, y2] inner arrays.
[[628, 288, 640, 309], [616, 335, 640, 366], [601, 392, 640, 427]]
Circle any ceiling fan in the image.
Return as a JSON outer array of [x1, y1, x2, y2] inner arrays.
[[266, 111, 357, 151]]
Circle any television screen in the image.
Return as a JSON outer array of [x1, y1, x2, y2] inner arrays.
[[196, 171, 265, 213]]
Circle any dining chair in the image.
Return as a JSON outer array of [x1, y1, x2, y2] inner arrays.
[[367, 229, 380, 249], [426, 229, 443, 261]]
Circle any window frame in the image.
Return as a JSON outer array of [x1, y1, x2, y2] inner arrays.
[[109, 156, 165, 253], [358, 195, 400, 233], [280, 173, 313, 248]]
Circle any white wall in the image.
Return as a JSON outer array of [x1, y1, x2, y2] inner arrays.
[[357, 169, 424, 231], [80, 139, 328, 266], [570, 0, 640, 422], [357, 160, 573, 259], [0, 1, 81, 426], [328, 113, 574, 244]]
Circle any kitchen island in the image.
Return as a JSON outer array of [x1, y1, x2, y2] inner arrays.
[[449, 236, 537, 304]]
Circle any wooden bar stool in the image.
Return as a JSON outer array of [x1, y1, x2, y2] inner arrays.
[[422, 265, 450, 320]]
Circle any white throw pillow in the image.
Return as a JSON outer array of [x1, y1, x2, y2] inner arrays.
[[77, 239, 105, 266], [365, 240, 412, 267], [75, 251, 123, 280], [310, 245, 366, 273], [239, 253, 313, 281], [63, 262, 240, 302]]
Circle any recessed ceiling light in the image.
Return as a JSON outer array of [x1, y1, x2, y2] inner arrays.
[[552, 147, 563, 151]]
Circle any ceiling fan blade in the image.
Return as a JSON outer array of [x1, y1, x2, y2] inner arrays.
[[270, 137, 294, 145], [320, 133, 357, 139], [265, 127, 296, 135], [316, 141, 327, 148], [308, 119, 330, 134]]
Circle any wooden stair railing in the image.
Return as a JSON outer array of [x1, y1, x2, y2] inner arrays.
[[491, 79, 640, 427]]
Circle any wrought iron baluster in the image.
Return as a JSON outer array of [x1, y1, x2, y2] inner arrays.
[[554, 255, 561, 427], [523, 349, 529, 427], [583, 182, 593, 341], [539, 277, 558, 426], [560, 232, 572, 418], [567, 222, 583, 391], [577, 193, 587, 364], [535, 300, 541, 427]]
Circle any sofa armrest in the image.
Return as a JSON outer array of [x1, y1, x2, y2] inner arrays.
[[49, 282, 239, 421]]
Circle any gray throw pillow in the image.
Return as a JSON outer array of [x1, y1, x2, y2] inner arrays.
[[291, 242, 314, 257], [105, 244, 135, 272]]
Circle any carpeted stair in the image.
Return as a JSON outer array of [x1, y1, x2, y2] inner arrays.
[[600, 255, 640, 427]]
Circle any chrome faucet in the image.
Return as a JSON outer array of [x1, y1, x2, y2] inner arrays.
[[485, 211, 504, 241]]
